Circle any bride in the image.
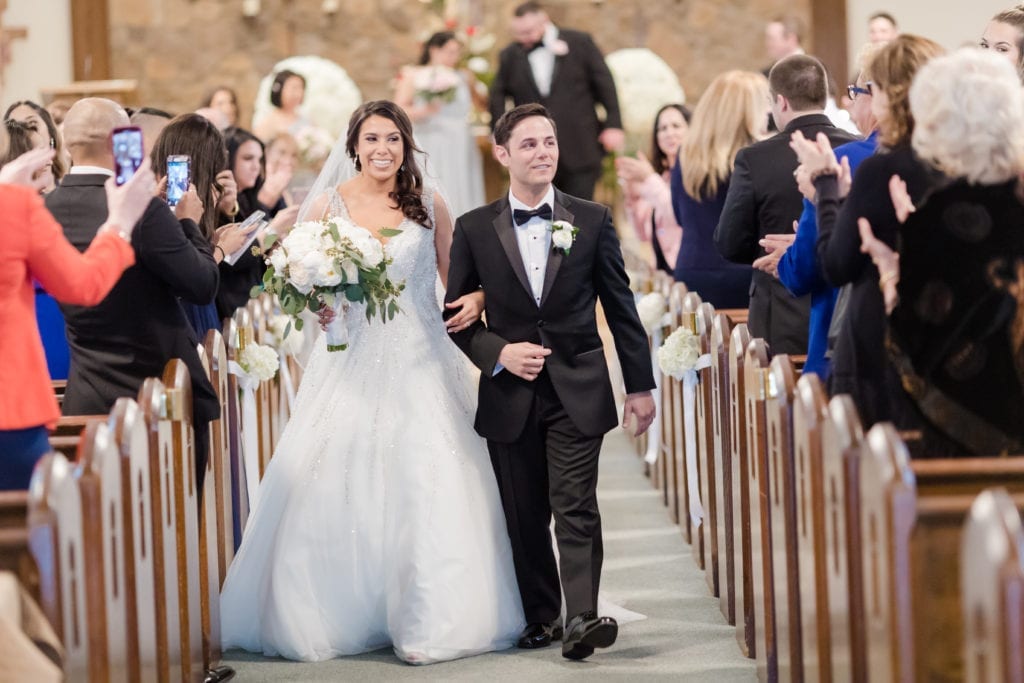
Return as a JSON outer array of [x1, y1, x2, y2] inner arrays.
[[219, 100, 526, 664]]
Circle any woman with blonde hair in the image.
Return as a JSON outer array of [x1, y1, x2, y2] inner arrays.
[[980, 4, 1024, 77], [670, 70, 769, 307]]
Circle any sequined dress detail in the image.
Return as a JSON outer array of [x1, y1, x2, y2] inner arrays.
[[219, 189, 525, 663]]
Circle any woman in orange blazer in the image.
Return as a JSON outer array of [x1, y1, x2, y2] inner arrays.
[[0, 150, 156, 489]]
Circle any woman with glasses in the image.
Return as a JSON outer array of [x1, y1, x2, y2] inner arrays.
[[792, 34, 944, 426]]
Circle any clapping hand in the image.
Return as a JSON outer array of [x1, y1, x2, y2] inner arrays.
[[752, 221, 798, 278], [599, 128, 625, 154], [889, 174, 915, 223], [615, 152, 656, 185]]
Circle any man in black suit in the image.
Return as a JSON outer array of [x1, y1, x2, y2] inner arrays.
[[46, 98, 221, 490], [445, 104, 655, 660], [488, 1, 623, 201], [715, 54, 858, 355]]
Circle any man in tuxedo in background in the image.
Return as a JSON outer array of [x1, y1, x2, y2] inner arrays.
[[45, 98, 221, 492], [488, 1, 623, 201], [714, 55, 858, 355], [446, 103, 655, 660]]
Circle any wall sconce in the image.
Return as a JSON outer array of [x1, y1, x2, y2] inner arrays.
[[322, 0, 340, 13], [242, 0, 260, 18]]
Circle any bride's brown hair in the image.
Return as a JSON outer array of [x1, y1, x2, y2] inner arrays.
[[345, 100, 432, 229]]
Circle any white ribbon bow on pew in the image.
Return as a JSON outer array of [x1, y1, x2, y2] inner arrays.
[[278, 351, 296, 412], [644, 318, 670, 466], [227, 361, 261, 511], [680, 354, 712, 528]]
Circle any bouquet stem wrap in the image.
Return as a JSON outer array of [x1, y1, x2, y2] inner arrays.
[[321, 292, 349, 352]]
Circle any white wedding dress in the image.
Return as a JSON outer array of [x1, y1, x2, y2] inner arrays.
[[219, 189, 525, 664]]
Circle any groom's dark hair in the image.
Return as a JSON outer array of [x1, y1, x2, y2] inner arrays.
[[493, 103, 557, 147]]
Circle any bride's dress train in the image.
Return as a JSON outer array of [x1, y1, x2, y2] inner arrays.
[[219, 190, 525, 663]]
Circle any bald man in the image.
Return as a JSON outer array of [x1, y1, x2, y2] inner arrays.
[[46, 97, 221, 492]]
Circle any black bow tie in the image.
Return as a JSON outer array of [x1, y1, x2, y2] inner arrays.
[[513, 203, 552, 225]]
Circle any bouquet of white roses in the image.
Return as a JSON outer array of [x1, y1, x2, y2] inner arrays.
[[412, 65, 461, 104], [252, 218, 405, 352], [637, 292, 669, 334]]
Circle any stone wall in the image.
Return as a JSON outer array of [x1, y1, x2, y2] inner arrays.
[[109, 0, 810, 127]]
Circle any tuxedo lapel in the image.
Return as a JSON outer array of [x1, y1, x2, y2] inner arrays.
[[492, 199, 536, 304], [514, 48, 544, 101], [540, 193, 573, 306]]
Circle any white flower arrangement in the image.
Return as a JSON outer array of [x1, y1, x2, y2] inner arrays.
[[657, 327, 701, 379], [550, 220, 579, 254], [238, 343, 280, 382], [255, 218, 404, 352], [292, 123, 336, 167], [605, 48, 686, 147], [410, 65, 462, 103], [252, 56, 363, 140], [637, 292, 669, 333]]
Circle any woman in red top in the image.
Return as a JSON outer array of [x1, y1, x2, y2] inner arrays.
[[0, 149, 156, 489]]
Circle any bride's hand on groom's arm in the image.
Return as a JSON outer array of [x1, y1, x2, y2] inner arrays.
[[497, 343, 552, 382], [623, 391, 656, 436], [444, 290, 485, 333]]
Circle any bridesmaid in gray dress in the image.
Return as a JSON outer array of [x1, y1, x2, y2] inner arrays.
[[395, 31, 486, 216]]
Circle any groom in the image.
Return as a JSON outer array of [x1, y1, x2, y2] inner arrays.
[[445, 103, 656, 660]]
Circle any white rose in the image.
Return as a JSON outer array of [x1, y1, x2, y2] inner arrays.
[[340, 258, 360, 284], [657, 327, 701, 378], [268, 247, 288, 274], [551, 222, 575, 251], [315, 260, 342, 287], [239, 343, 280, 382], [288, 265, 315, 294], [356, 236, 384, 267]]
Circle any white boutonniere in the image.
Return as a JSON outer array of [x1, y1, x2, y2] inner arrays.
[[550, 220, 580, 254], [549, 38, 570, 56]]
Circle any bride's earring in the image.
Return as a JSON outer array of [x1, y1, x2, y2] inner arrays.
[[353, 156, 361, 172]]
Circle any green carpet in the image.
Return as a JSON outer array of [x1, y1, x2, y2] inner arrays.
[[221, 430, 757, 681]]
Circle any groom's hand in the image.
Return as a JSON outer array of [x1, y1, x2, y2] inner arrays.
[[623, 391, 656, 436], [498, 343, 552, 381]]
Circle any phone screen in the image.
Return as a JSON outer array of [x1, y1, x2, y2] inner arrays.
[[166, 155, 191, 207], [111, 127, 143, 186]]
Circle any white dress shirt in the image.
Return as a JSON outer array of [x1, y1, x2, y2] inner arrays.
[[68, 165, 114, 177], [509, 186, 555, 306], [527, 23, 560, 98]]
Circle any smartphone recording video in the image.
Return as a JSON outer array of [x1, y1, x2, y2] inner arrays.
[[166, 155, 191, 208], [111, 127, 144, 186]]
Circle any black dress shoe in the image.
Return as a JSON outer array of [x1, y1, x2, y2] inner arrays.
[[561, 611, 617, 660], [204, 666, 236, 683], [517, 621, 564, 649]]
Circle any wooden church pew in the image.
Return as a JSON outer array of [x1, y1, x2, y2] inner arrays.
[[203, 328, 236, 588], [108, 398, 159, 682], [792, 373, 832, 683], [224, 318, 250, 550], [744, 338, 776, 683], [858, 424, 1024, 683], [765, 355, 802, 682], [694, 298, 719, 596], [711, 312, 736, 626], [663, 281, 687, 527], [77, 420, 129, 682], [162, 360, 205, 683], [820, 395, 867, 683], [729, 323, 755, 658], [961, 487, 1024, 683], [27, 452, 90, 681], [679, 290, 703, 563], [138, 377, 184, 683]]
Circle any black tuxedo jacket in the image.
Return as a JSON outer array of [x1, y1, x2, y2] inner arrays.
[[45, 173, 221, 425], [488, 28, 622, 174], [446, 189, 655, 443], [714, 114, 859, 354]]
